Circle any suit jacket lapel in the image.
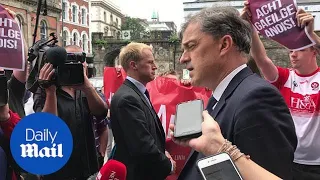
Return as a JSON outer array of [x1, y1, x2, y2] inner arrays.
[[211, 67, 253, 118], [124, 80, 165, 140]]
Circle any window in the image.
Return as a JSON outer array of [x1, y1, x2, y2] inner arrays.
[[72, 5, 77, 23], [82, 8, 86, 25], [62, 2, 67, 20], [40, 20, 47, 39], [116, 18, 118, 27], [104, 26, 109, 36], [110, 14, 113, 24], [104, 12, 106, 22], [82, 34, 87, 52], [305, 7, 309, 11], [112, 29, 116, 37], [117, 31, 121, 39], [73, 32, 78, 45], [62, 31, 68, 47]]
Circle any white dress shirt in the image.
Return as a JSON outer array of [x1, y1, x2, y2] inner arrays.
[[212, 64, 247, 110]]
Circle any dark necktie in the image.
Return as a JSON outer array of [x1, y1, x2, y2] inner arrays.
[[144, 89, 151, 101], [206, 96, 217, 114]]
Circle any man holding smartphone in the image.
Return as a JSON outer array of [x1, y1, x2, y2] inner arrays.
[[110, 42, 176, 180], [177, 6, 297, 180]]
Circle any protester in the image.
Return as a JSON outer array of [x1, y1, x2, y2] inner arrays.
[[33, 45, 108, 180], [0, 102, 22, 180], [110, 42, 176, 180], [0, 104, 21, 138], [0, 8, 27, 180], [242, 3, 320, 179], [0, 144, 6, 180], [23, 62, 35, 116], [176, 6, 297, 180], [0, 8, 28, 118]]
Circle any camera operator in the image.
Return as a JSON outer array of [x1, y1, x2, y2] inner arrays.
[[33, 45, 108, 180]]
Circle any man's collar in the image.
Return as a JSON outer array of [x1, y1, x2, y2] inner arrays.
[[212, 64, 247, 101], [126, 76, 147, 94]]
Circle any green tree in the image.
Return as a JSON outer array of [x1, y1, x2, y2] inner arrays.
[[169, 32, 179, 43], [121, 16, 146, 40]]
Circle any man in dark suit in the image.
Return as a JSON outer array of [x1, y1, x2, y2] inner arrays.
[[110, 42, 176, 180], [177, 6, 297, 180]]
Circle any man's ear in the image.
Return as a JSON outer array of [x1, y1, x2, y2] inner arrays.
[[129, 61, 137, 70], [219, 35, 233, 56]]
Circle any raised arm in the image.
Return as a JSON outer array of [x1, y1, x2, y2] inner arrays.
[[296, 9, 320, 53], [38, 63, 58, 116], [241, 1, 278, 81]]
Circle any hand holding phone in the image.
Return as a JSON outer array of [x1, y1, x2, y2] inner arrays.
[[173, 99, 203, 139], [197, 153, 243, 180]]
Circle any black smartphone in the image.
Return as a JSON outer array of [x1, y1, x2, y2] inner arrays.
[[173, 99, 203, 139], [0, 73, 8, 106]]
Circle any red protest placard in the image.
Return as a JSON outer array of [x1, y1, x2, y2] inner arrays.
[[147, 77, 212, 180], [103, 67, 126, 106], [249, 0, 315, 50], [0, 5, 25, 70]]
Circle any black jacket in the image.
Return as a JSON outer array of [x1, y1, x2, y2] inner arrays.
[[110, 79, 171, 180], [178, 67, 297, 180]]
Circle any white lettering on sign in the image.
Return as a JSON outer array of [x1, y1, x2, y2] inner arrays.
[[0, 18, 14, 28], [157, 104, 175, 138], [0, 18, 21, 49], [256, 0, 282, 19], [108, 92, 114, 105], [254, 0, 297, 38]]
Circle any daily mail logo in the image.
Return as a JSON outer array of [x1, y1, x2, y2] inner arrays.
[[10, 113, 73, 175], [20, 129, 63, 158]]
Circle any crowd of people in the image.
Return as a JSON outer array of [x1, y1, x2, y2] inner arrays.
[[1, 1, 320, 180]]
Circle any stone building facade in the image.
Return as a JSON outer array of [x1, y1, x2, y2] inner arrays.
[[91, 0, 123, 39], [61, 0, 91, 54], [0, 0, 61, 48], [92, 32, 320, 78]]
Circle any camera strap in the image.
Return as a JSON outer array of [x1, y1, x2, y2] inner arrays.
[[26, 49, 46, 93]]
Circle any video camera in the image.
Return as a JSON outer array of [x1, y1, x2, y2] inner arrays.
[[42, 46, 85, 87], [26, 0, 85, 93], [0, 71, 8, 106], [27, 37, 86, 92]]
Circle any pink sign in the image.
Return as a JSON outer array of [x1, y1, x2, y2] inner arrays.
[[0, 5, 25, 70], [249, 0, 315, 50]]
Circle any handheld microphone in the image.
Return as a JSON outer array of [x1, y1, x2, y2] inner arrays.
[[45, 46, 67, 67], [96, 160, 127, 180]]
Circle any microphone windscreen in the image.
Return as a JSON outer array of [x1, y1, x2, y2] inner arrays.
[[96, 160, 127, 180], [45, 46, 67, 67]]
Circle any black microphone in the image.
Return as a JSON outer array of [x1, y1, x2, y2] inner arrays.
[[45, 46, 67, 67]]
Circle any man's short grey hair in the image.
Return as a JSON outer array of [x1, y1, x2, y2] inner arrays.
[[180, 6, 252, 54]]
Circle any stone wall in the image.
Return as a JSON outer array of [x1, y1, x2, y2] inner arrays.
[[92, 32, 320, 77]]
